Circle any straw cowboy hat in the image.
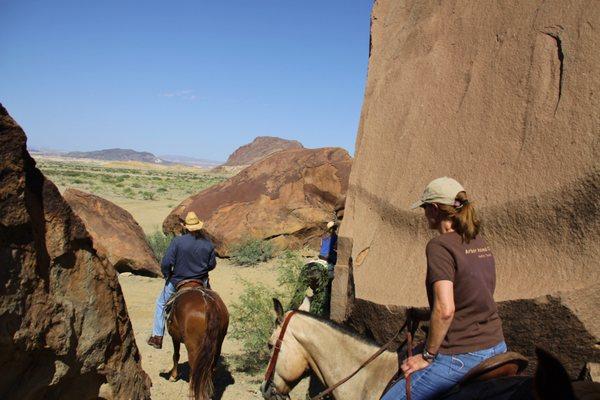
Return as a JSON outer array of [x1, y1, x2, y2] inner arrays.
[[183, 211, 204, 231]]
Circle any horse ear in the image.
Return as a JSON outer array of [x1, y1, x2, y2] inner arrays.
[[272, 298, 284, 325], [534, 347, 577, 400]]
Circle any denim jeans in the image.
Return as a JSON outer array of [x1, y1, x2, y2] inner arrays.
[[380, 341, 507, 400], [152, 281, 176, 336]]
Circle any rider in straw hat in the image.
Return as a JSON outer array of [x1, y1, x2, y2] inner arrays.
[[147, 211, 217, 349], [382, 177, 506, 400]]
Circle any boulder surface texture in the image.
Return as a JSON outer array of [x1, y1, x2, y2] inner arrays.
[[164, 147, 351, 256], [223, 136, 304, 166], [64, 188, 161, 277], [332, 0, 600, 377], [0, 104, 151, 399]]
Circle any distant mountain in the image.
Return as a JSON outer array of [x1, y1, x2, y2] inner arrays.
[[159, 154, 222, 168], [223, 136, 303, 166], [64, 148, 166, 164]]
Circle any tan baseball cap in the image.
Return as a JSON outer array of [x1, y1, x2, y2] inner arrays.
[[410, 177, 465, 209], [183, 211, 204, 231]]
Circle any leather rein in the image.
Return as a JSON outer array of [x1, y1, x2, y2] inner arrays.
[[263, 310, 417, 400]]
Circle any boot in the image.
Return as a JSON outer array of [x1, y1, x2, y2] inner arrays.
[[147, 335, 163, 349]]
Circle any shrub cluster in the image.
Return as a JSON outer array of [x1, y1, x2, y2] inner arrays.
[[146, 230, 173, 262], [229, 238, 274, 266], [229, 280, 278, 372], [229, 250, 331, 372]]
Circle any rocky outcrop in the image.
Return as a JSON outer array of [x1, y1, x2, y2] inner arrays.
[[164, 147, 351, 256], [65, 148, 165, 164], [332, 0, 600, 377], [222, 136, 303, 166], [64, 188, 161, 277], [0, 104, 151, 399]]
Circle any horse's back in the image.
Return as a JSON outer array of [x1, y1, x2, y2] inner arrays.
[[169, 288, 229, 341]]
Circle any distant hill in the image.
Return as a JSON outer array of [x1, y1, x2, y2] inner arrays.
[[64, 148, 166, 164], [159, 154, 222, 168], [223, 136, 303, 166]]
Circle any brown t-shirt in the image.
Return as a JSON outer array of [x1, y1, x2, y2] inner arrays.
[[426, 231, 504, 354]]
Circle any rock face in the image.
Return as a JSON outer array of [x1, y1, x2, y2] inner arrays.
[[331, 0, 600, 377], [164, 147, 351, 255], [64, 188, 161, 277], [223, 136, 304, 166], [0, 104, 151, 399]]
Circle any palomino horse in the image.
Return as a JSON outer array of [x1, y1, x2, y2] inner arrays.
[[166, 282, 229, 400], [261, 300, 600, 400]]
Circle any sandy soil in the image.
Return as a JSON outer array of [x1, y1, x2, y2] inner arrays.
[[119, 258, 309, 400]]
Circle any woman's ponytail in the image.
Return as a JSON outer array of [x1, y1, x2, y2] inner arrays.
[[438, 191, 480, 243]]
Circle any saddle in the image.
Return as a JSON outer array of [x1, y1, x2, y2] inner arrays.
[[164, 278, 211, 322], [459, 351, 529, 385], [176, 278, 210, 291]]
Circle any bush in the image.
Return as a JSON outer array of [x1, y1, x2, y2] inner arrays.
[[230, 238, 274, 266], [229, 280, 279, 372], [230, 250, 331, 371], [146, 230, 173, 262], [141, 191, 155, 200]]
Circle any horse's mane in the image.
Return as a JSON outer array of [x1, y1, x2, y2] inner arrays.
[[294, 310, 382, 348]]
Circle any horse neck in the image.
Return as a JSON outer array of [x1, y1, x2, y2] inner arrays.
[[290, 314, 399, 400]]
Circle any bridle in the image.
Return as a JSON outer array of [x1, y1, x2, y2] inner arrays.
[[262, 310, 298, 399], [261, 309, 419, 400]]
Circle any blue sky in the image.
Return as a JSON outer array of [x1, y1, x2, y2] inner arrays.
[[0, 1, 373, 161]]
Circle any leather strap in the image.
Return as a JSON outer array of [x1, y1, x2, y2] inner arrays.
[[264, 310, 298, 383], [311, 318, 410, 400]]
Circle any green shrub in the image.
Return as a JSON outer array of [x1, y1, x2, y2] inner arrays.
[[141, 191, 155, 200], [229, 280, 279, 372], [229, 250, 332, 371], [146, 230, 173, 262], [230, 238, 274, 266]]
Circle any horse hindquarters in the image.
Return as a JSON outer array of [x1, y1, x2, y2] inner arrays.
[[187, 291, 229, 400]]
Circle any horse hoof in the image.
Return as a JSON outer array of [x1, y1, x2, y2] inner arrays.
[[169, 376, 178, 382]]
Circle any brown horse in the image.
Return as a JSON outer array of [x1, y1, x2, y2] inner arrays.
[[167, 285, 229, 400]]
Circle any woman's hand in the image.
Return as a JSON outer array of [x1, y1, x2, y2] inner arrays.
[[401, 354, 431, 376]]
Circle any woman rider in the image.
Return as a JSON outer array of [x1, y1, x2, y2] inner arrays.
[[382, 177, 506, 400]]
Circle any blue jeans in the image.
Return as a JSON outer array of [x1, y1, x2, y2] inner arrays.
[[152, 281, 176, 336], [381, 341, 507, 400]]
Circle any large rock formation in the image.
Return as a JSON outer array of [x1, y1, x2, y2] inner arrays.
[[223, 136, 303, 166], [164, 147, 351, 255], [332, 0, 600, 377], [0, 104, 151, 399], [64, 188, 161, 277]]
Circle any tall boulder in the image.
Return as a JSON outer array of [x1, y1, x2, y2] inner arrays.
[[164, 147, 351, 256], [332, 0, 600, 377], [64, 188, 161, 277], [0, 104, 151, 399]]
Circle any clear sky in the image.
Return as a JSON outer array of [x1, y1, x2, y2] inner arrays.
[[0, 1, 373, 161]]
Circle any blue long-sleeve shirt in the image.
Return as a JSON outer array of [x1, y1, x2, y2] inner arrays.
[[161, 233, 217, 285]]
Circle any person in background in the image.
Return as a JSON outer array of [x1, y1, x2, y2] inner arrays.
[[382, 177, 506, 400], [319, 220, 338, 279], [147, 211, 216, 349]]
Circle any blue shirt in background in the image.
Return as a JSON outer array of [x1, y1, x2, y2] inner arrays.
[[161, 233, 216, 285], [319, 233, 338, 265]]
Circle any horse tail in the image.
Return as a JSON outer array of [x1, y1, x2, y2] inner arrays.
[[191, 293, 221, 400]]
